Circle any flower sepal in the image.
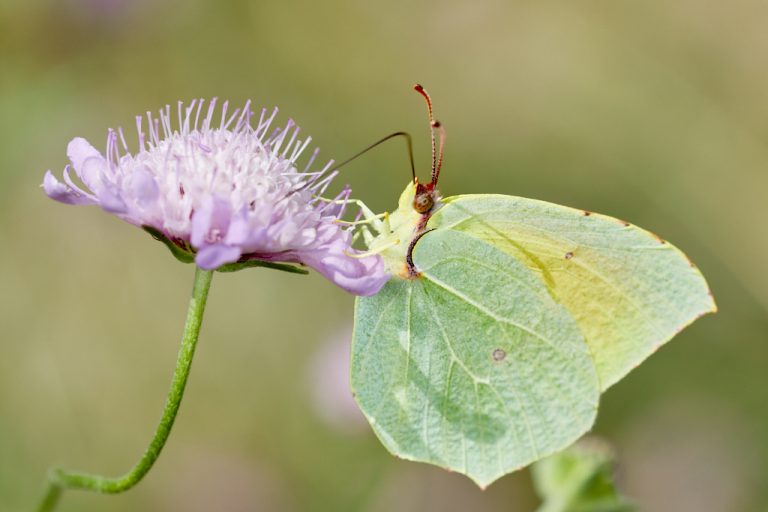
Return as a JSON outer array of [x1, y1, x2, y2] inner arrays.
[[216, 259, 308, 275], [143, 225, 308, 275], [143, 226, 195, 264]]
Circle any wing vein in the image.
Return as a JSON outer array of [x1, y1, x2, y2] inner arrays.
[[423, 274, 583, 359]]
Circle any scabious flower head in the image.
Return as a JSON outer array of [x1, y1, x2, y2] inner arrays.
[[43, 99, 388, 296]]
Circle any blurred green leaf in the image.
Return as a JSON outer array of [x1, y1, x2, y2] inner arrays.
[[532, 439, 635, 512]]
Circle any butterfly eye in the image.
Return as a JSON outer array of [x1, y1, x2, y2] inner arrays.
[[413, 192, 434, 213]]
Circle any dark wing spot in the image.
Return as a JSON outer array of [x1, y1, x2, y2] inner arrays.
[[564, 251, 574, 260], [583, 211, 592, 216], [492, 348, 507, 361]]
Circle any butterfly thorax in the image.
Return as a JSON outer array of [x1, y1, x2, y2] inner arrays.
[[368, 181, 440, 279]]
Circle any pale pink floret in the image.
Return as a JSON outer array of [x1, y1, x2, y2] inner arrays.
[[43, 99, 388, 296]]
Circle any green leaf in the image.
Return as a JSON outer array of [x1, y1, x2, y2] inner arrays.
[[532, 439, 635, 512], [352, 229, 599, 488]]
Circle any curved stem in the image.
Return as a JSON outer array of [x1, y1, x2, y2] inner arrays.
[[36, 267, 214, 512]]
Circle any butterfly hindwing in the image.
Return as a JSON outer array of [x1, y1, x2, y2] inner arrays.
[[430, 194, 716, 390], [351, 229, 599, 487]]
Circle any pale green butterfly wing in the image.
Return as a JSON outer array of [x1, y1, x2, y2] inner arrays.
[[429, 195, 716, 390], [352, 229, 600, 488]]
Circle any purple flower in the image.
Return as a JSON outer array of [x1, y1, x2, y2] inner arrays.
[[43, 99, 388, 296]]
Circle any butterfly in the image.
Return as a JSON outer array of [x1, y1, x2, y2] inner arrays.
[[349, 85, 716, 487]]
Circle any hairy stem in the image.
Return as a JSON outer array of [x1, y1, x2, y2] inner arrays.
[[36, 267, 214, 512]]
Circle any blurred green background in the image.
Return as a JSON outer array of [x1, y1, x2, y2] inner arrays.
[[1, 0, 766, 510]]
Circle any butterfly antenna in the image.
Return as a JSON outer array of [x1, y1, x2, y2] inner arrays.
[[327, 131, 416, 182], [414, 84, 445, 185], [414, 84, 437, 184], [433, 120, 445, 184]]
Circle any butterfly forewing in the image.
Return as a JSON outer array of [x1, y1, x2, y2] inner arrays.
[[431, 195, 716, 390]]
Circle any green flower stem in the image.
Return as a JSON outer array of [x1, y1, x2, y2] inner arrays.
[[36, 267, 215, 512]]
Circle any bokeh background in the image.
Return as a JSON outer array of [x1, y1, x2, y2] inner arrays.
[[1, 0, 767, 510]]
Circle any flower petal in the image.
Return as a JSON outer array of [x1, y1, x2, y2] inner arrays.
[[130, 165, 161, 221], [98, 186, 129, 214], [67, 137, 104, 191], [132, 165, 159, 204], [42, 170, 98, 205], [96, 175, 129, 215], [190, 196, 233, 248], [62, 166, 97, 200], [223, 209, 251, 246], [195, 244, 242, 269], [301, 242, 389, 296]]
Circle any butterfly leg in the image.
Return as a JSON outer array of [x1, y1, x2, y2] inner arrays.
[[346, 223, 378, 253], [319, 198, 385, 233], [344, 237, 401, 259], [360, 223, 376, 247], [348, 199, 385, 232], [335, 213, 387, 226]]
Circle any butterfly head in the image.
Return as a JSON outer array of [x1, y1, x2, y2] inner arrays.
[[413, 180, 436, 214]]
